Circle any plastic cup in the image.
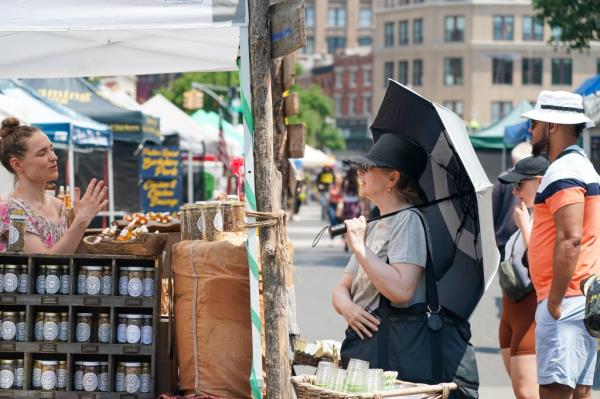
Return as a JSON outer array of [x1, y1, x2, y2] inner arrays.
[[383, 371, 398, 390], [344, 358, 369, 393], [314, 361, 336, 388], [331, 368, 346, 392], [366, 368, 384, 392]]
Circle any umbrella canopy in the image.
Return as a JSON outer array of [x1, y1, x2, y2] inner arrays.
[[576, 74, 600, 97], [371, 80, 499, 320]]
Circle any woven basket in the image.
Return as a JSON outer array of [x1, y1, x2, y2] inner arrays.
[[114, 219, 181, 233], [82, 233, 169, 256], [292, 375, 456, 399]]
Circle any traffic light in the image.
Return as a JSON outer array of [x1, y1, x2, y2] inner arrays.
[[183, 89, 204, 110]]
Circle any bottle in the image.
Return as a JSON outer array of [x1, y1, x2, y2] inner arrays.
[[64, 187, 72, 210], [45, 182, 57, 197], [57, 186, 65, 201]]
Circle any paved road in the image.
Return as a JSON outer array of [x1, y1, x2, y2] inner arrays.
[[289, 202, 514, 398]]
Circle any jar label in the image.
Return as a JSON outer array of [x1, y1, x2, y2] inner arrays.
[[128, 277, 143, 297], [18, 274, 28, 293], [142, 325, 153, 345], [1, 320, 16, 340], [15, 367, 23, 388], [59, 321, 69, 342], [98, 323, 111, 343], [16, 322, 26, 341], [141, 373, 151, 393], [4, 273, 18, 292], [213, 212, 224, 232], [8, 225, 19, 245], [126, 324, 141, 344], [143, 278, 154, 297], [0, 369, 14, 389], [35, 321, 44, 341], [115, 372, 125, 392], [76, 322, 91, 342], [43, 321, 59, 341], [83, 372, 98, 392], [60, 275, 71, 294], [41, 370, 57, 390], [74, 370, 83, 390], [102, 276, 112, 295], [196, 215, 205, 233], [33, 368, 41, 388], [45, 274, 60, 294], [87, 275, 101, 295], [77, 274, 87, 294], [119, 276, 129, 295], [99, 372, 108, 392], [57, 368, 67, 388], [117, 324, 127, 343], [125, 373, 140, 393], [36, 275, 45, 294]]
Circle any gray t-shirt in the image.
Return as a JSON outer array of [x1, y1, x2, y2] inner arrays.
[[343, 208, 427, 309]]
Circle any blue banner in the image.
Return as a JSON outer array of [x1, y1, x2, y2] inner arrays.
[[139, 146, 182, 213]]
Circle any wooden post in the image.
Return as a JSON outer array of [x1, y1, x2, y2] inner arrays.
[[248, 0, 292, 397]]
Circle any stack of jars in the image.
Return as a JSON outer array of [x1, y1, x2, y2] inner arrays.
[[36, 265, 70, 295], [119, 267, 154, 297], [77, 266, 112, 296], [75, 313, 111, 343], [0, 264, 29, 294], [0, 311, 26, 342], [115, 362, 151, 393], [34, 312, 69, 343], [116, 314, 153, 345], [32, 360, 67, 391], [0, 359, 24, 389], [73, 361, 109, 392]]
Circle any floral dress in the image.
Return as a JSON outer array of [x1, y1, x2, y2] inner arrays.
[[0, 198, 67, 252]]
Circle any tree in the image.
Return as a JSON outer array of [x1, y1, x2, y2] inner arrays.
[[533, 0, 600, 50]]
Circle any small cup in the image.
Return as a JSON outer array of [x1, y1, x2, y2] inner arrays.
[[344, 358, 369, 393], [331, 368, 346, 392], [314, 361, 336, 388], [366, 368, 384, 392]]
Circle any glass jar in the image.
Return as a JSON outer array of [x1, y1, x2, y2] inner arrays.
[[45, 265, 61, 295], [14, 359, 23, 389], [98, 313, 110, 343], [57, 361, 67, 390], [40, 360, 58, 391], [76, 313, 93, 343], [16, 311, 25, 342], [126, 314, 142, 344], [7, 214, 26, 253], [77, 266, 87, 295], [43, 312, 60, 342], [124, 362, 141, 393], [86, 266, 102, 295], [115, 362, 125, 392], [101, 266, 112, 295], [73, 361, 83, 391], [140, 362, 151, 393], [36, 265, 46, 294], [127, 267, 144, 297], [34, 312, 44, 342], [59, 313, 69, 342], [18, 264, 28, 294], [0, 359, 15, 389], [82, 362, 99, 392], [117, 314, 127, 343], [32, 360, 42, 389], [118, 267, 129, 296], [60, 265, 70, 295], [143, 267, 154, 297], [3, 265, 18, 293], [98, 362, 109, 392], [1, 312, 17, 341], [142, 315, 153, 345], [0, 264, 4, 293]]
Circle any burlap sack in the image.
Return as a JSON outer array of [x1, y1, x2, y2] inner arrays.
[[172, 235, 252, 398]]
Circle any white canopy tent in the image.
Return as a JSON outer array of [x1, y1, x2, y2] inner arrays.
[[295, 144, 336, 169]]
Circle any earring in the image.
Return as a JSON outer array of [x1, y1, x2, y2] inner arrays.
[[387, 187, 392, 193]]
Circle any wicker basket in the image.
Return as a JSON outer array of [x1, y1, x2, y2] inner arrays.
[[292, 375, 456, 399], [114, 219, 181, 233], [82, 233, 169, 256]]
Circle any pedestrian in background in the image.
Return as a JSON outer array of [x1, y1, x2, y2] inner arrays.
[[316, 164, 335, 220], [497, 156, 549, 399], [339, 169, 361, 252], [524, 91, 598, 399]]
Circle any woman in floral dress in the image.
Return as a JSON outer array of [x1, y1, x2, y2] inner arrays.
[[0, 117, 107, 254]]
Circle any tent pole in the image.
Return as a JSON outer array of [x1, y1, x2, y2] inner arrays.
[[68, 141, 75, 198], [107, 148, 115, 224], [187, 151, 194, 204]]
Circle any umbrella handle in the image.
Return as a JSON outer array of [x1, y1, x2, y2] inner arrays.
[[329, 223, 347, 238]]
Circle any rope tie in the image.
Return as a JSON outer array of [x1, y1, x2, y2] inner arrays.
[[188, 242, 201, 394]]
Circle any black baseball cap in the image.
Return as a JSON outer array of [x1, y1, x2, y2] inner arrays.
[[343, 133, 428, 180], [499, 156, 549, 184]]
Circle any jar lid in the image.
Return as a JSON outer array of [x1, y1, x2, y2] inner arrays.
[[46, 265, 60, 270], [126, 314, 143, 319], [2, 312, 16, 316], [0, 360, 15, 364], [85, 266, 102, 271], [3, 265, 18, 270], [143, 268, 154, 272], [81, 362, 100, 366], [122, 362, 142, 367], [76, 313, 93, 317], [142, 315, 152, 319], [39, 361, 58, 365], [127, 267, 145, 271], [44, 312, 59, 316]]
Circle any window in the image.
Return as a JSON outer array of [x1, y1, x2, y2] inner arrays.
[[443, 101, 464, 119], [523, 16, 543, 41], [522, 58, 543, 85], [303, 36, 315, 54], [363, 67, 372, 86], [363, 94, 371, 115], [491, 101, 512, 122], [327, 36, 346, 54], [552, 58, 572, 85], [358, 36, 372, 46], [492, 58, 513, 85], [305, 7, 315, 28], [349, 94, 357, 115], [399, 20, 409, 45], [335, 95, 342, 116], [493, 16, 514, 40], [335, 68, 343, 88], [445, 16, 464, 42], [328, 8, 346, 27], [412, 59, 423, 86], [551, 25, 562, 41], [398, 61, 408, 84], [384, 62, 394, 87], [444, 58, 463, 86], [413, 19, 423, 44], [384, 22, 395, 47], [349, 69, 357, 88], [359, 8, 372, 28]]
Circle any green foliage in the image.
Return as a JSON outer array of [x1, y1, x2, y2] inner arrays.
[[533, 0, 600, 50], [202, 171, 215, 200]]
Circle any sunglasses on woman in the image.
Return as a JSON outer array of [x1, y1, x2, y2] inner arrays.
[[513, 178, 536, 191]]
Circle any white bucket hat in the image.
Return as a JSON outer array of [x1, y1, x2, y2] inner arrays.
[[522, 90, 595, 128]]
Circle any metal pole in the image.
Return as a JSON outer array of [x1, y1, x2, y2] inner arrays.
[[68, 141, 76, 198], [187, 151, 194, 203], [107, 148, 115, 224]]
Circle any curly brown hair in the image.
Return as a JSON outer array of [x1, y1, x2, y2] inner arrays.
[[0, 117, 40, 174]]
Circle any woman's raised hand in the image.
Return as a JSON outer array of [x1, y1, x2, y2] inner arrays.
[[73, 178, 109, 225], [342, 302, 380, 340], [344, 216, 367, 258], [513, 201, 529, 231]]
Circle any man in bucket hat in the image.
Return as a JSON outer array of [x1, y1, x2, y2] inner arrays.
[[523, 90, 598, 399]]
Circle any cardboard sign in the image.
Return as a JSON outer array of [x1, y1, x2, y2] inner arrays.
[[269, 0, 306, 59]]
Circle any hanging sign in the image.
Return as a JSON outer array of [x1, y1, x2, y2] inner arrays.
[[139, 146, 182, 212]]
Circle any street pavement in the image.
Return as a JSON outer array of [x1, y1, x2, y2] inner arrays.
[[289, 202, 517, 398]]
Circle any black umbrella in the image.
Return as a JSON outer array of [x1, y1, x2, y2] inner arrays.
[[370, 81, 499, 320]]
